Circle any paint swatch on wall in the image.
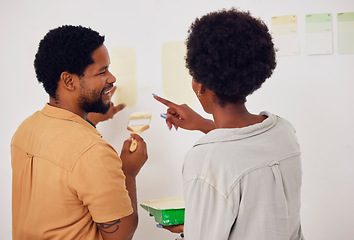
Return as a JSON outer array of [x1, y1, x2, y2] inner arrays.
[[161, 42, 196, 105], [110, 47, 138, 107], [338, 12, 354, 54], [305, 13, 333, 55], [271, 15, 300, 56]]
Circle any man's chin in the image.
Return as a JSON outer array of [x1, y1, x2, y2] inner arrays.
[[92, 106, 110, 114], [84, 102, 110, 114]]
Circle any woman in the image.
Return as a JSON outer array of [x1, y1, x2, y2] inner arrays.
[[154, 8, 304, 240]]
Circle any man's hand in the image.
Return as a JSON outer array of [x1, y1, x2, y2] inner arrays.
[[120, 134, 148, 178]]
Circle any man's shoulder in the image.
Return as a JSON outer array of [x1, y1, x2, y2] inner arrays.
[[12, 109, 113, 170]]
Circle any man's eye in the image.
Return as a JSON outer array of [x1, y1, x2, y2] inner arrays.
[[99, 71, 106, 75]]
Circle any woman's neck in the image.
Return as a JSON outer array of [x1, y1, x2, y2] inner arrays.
[[212, 103, 266, 129]]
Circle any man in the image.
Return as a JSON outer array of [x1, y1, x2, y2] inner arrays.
[[11, 25, 148, 240]]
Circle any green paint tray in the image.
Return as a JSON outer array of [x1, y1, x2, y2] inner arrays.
[[140, 196, 185, 226]]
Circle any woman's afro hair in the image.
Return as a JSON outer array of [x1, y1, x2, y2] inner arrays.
[[185, 8, 276, 104], [34, 25, 105, 98]]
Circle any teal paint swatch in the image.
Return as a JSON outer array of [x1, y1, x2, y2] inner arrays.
[[305, 13, 333, 55], [338, 12, 354, 54]]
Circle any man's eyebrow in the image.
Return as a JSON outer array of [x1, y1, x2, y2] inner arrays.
[[98, 65, 109, 72]]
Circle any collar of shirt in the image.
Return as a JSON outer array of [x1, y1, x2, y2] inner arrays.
[[41, 103, 103, 138], [194, 111, 277, 147]]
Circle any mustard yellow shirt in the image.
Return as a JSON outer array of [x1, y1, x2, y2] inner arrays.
[[11, 104, 133, 240]]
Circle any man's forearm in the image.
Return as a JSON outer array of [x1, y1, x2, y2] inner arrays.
[[125, 175, 138, 226]]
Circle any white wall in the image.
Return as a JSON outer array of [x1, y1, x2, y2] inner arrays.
[[1, 0, 354, 239]]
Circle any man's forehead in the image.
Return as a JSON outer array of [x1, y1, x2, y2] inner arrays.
[[86, 45, 110, 71]]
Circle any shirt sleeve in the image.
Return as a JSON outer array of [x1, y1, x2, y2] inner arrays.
[[183, 178, 239, 240], [71, 143, 133, 223]]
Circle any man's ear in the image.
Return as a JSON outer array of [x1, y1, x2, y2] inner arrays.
[[60, 72, 76, 91]]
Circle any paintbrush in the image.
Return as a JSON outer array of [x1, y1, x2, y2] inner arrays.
[[127, 111, 152, 152]]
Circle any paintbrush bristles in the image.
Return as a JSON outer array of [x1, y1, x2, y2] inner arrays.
[[127, 111, 152, 152], [127, 111, 152, 134], [128, 111, 152, 120]]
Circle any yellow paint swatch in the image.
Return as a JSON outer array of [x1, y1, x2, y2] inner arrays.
[[110, 47, 138, 107], [271, 15, 300, 56], [271, 15, 298, 33], [161, 42, 196, 105]]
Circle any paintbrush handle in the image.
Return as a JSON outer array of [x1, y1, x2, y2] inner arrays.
[[129, 138, 138, 152]]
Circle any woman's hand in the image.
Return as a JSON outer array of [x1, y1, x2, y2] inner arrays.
[[153, 94, 216, 134], [157, 224, 184, 234]]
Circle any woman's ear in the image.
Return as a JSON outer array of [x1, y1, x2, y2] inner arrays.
[[192, 78, 206, 98], [197, 84, 208, 99], [60, 72, 75, 91], [200, 84, 206, 94]]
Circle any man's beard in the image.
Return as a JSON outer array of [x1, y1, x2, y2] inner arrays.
[[79, 90, 110, 114]]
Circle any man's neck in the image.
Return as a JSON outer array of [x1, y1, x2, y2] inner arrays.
[[49, 96, 87, 120]]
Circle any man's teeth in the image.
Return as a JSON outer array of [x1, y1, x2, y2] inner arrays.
[[104, 89, 112, 94]]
